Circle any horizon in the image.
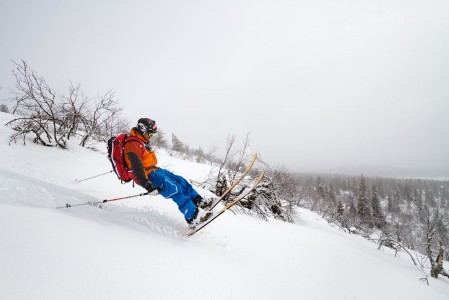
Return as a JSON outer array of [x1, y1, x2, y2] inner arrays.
[[297, 163, 449, 179]]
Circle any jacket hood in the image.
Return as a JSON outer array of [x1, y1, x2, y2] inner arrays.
[[130, 128, 148, 143]]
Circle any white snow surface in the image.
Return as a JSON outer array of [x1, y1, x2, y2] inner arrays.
[[1, 111, 448, 300]]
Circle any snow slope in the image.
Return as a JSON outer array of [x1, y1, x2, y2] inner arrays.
[[1, 111, 448, 300]]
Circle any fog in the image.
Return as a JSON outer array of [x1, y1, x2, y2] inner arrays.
[[1, 0, 448, 177]]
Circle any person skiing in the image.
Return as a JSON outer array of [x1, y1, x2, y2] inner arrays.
[[123, 118, 213, 227]]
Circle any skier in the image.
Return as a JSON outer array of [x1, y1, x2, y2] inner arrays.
[[123, 118, 213, 227]]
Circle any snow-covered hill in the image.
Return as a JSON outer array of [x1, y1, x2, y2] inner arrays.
[[1, 111, 448, 300]]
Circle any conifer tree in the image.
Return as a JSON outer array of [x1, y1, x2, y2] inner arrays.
[[316, 176, 326, 199], [371, 185, 386, 229], [348, 199, 358, 224], [0, 103, 9, 113], [171, 133, 185, 153], [357, 175, 372, 226], [336, 200, 344, 221], [152, 128, 168, 149], [326, 183, 337, 215]]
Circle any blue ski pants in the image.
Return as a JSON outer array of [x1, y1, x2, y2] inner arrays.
[[148, 168, 198, 220]]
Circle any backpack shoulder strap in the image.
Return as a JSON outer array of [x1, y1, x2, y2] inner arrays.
[[123, 135, 146, 156]]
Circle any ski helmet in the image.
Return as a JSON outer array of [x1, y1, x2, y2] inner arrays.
[[137, 118, 157, 136]]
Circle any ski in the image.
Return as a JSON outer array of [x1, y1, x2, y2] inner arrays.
[[186, 171, 265, 237], [204, 153, 258, 211]]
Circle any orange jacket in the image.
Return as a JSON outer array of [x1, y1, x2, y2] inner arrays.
[[124, 128, 158, 187]]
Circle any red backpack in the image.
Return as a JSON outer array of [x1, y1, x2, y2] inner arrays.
[[107, 134, 145, 183]]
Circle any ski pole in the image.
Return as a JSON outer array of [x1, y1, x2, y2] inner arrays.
[[75, 170, 113, 183], [56, 192, 150, 209], [102, 192, 150, 203]]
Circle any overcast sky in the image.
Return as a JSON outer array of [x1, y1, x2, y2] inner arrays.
[[1, 0, 448, 176]]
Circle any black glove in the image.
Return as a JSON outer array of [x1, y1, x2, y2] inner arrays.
[[146, 184, 161, 196]]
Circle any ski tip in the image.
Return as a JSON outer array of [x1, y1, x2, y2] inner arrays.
[[183, 228, 196, 237], [252, 153, 258, 162]]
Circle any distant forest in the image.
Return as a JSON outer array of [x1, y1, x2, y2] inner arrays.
[[294, 172, 449, 278]]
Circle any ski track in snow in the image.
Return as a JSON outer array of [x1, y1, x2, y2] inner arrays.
[[0, 168, 188, 240]]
